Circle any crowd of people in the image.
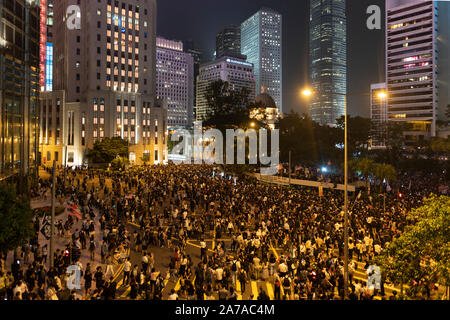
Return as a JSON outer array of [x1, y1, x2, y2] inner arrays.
[[0, 163, 446, 300]]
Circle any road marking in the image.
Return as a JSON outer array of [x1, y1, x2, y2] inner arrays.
[[266, 282, 274, 300], [174, 277, 181, 291], [251, 281, 258, 300], [235, 280, 243, 300], [121, 287, 130, 299]]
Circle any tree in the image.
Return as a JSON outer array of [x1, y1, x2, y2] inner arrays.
[[86, 137, 129, 164], [111, 157, 129, 171], [376, 195, 450, 299], [203, 80, 254, 131], [0, 184, 34, 254], [276, 111, 342, 166], [336, 116, 372, 156], [430, 137, 450, 154]]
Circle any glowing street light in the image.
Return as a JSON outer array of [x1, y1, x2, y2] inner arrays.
[[377, 91, 387, 99], [301, 88, 313, 97]]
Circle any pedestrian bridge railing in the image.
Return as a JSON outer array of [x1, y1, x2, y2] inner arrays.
[[253, 174, 356, 192]]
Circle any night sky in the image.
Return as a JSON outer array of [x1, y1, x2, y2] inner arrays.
[[157, 0, 387, 118]]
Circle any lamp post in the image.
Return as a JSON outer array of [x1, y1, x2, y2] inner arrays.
[[301, 87, 387, 299]]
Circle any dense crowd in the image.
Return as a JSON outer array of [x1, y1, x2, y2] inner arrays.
[[0, 163, 446, 300]]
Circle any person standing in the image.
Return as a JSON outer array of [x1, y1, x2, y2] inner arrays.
[[123, 258, 132, 286], [238, 269, 247, 294], [84, 265, 93, 296]]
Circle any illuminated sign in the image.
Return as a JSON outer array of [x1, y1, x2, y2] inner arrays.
[[226, 58, 253, 67], [40, 0, 47, 91], [45, 43, 53, 91]]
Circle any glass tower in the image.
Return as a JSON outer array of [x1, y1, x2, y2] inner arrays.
[[309, 0, 347, 126], [216, 25, 243, 59], [241, 8, 282, 113], [0, 0, 40, 185]]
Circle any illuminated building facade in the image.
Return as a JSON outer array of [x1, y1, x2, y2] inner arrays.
[[0, 0, 40, 185], [196, 56, 255, 121], [309, 0, 347, 126], [386, 0, 450, 140], [40, 0, 167, 167], [156, 37, 194, 128], [241, 8, 282, 113]]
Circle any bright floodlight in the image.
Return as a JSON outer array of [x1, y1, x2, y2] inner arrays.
[[301, 88, 313, 97], [250, 122, 256, 128], [321, 166, 328, 173], [377, 91, 387, 99]]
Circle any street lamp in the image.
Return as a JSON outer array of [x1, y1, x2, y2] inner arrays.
[[301, 87, 388, 299], [301, 88, 345, 299]]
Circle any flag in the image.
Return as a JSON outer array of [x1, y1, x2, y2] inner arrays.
[[125, 194, 134, 199], [386, 184, 392, 193], [318, 186, 323, 197], [67, 204, 81, 219]]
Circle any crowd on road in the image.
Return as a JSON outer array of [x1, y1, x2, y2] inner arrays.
[[0, 163, 446, 300]]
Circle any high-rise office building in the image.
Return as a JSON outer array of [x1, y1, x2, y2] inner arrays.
[[241, 8, 282, 113], [370, 83, 388, 149], [196, 56, 255, 121], [183, 39, 203, 123], [41, 0, 167, 167], [216, 25, 245, 60], [386, 0, 450, 140], [156, 37, 194, 128], [0, 0, 40, 184], [309, 0, 347, 126]]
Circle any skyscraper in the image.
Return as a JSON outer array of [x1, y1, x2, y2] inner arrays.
[[309, 0, 347, 126], [0, 0, 40, 185], [385, 0, 450, 139], [41, 0, 167, 167], [196, 56, 255, 121], [241, 8, 282, 113], [156, 37, 194, 128], [183, 39, 203, 122], [216, 25, 245, 60]]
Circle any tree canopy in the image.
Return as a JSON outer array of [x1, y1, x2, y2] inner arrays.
[[86, 137, 129, 164], [202, 79, 256, 131], [376, 195, 450, 299], [0, 184, 34, 253]]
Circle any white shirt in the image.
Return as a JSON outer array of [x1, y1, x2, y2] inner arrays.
[[168, 293, 178, 300], [215, 268, 224, 281], [279, 263, 288, 273]]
